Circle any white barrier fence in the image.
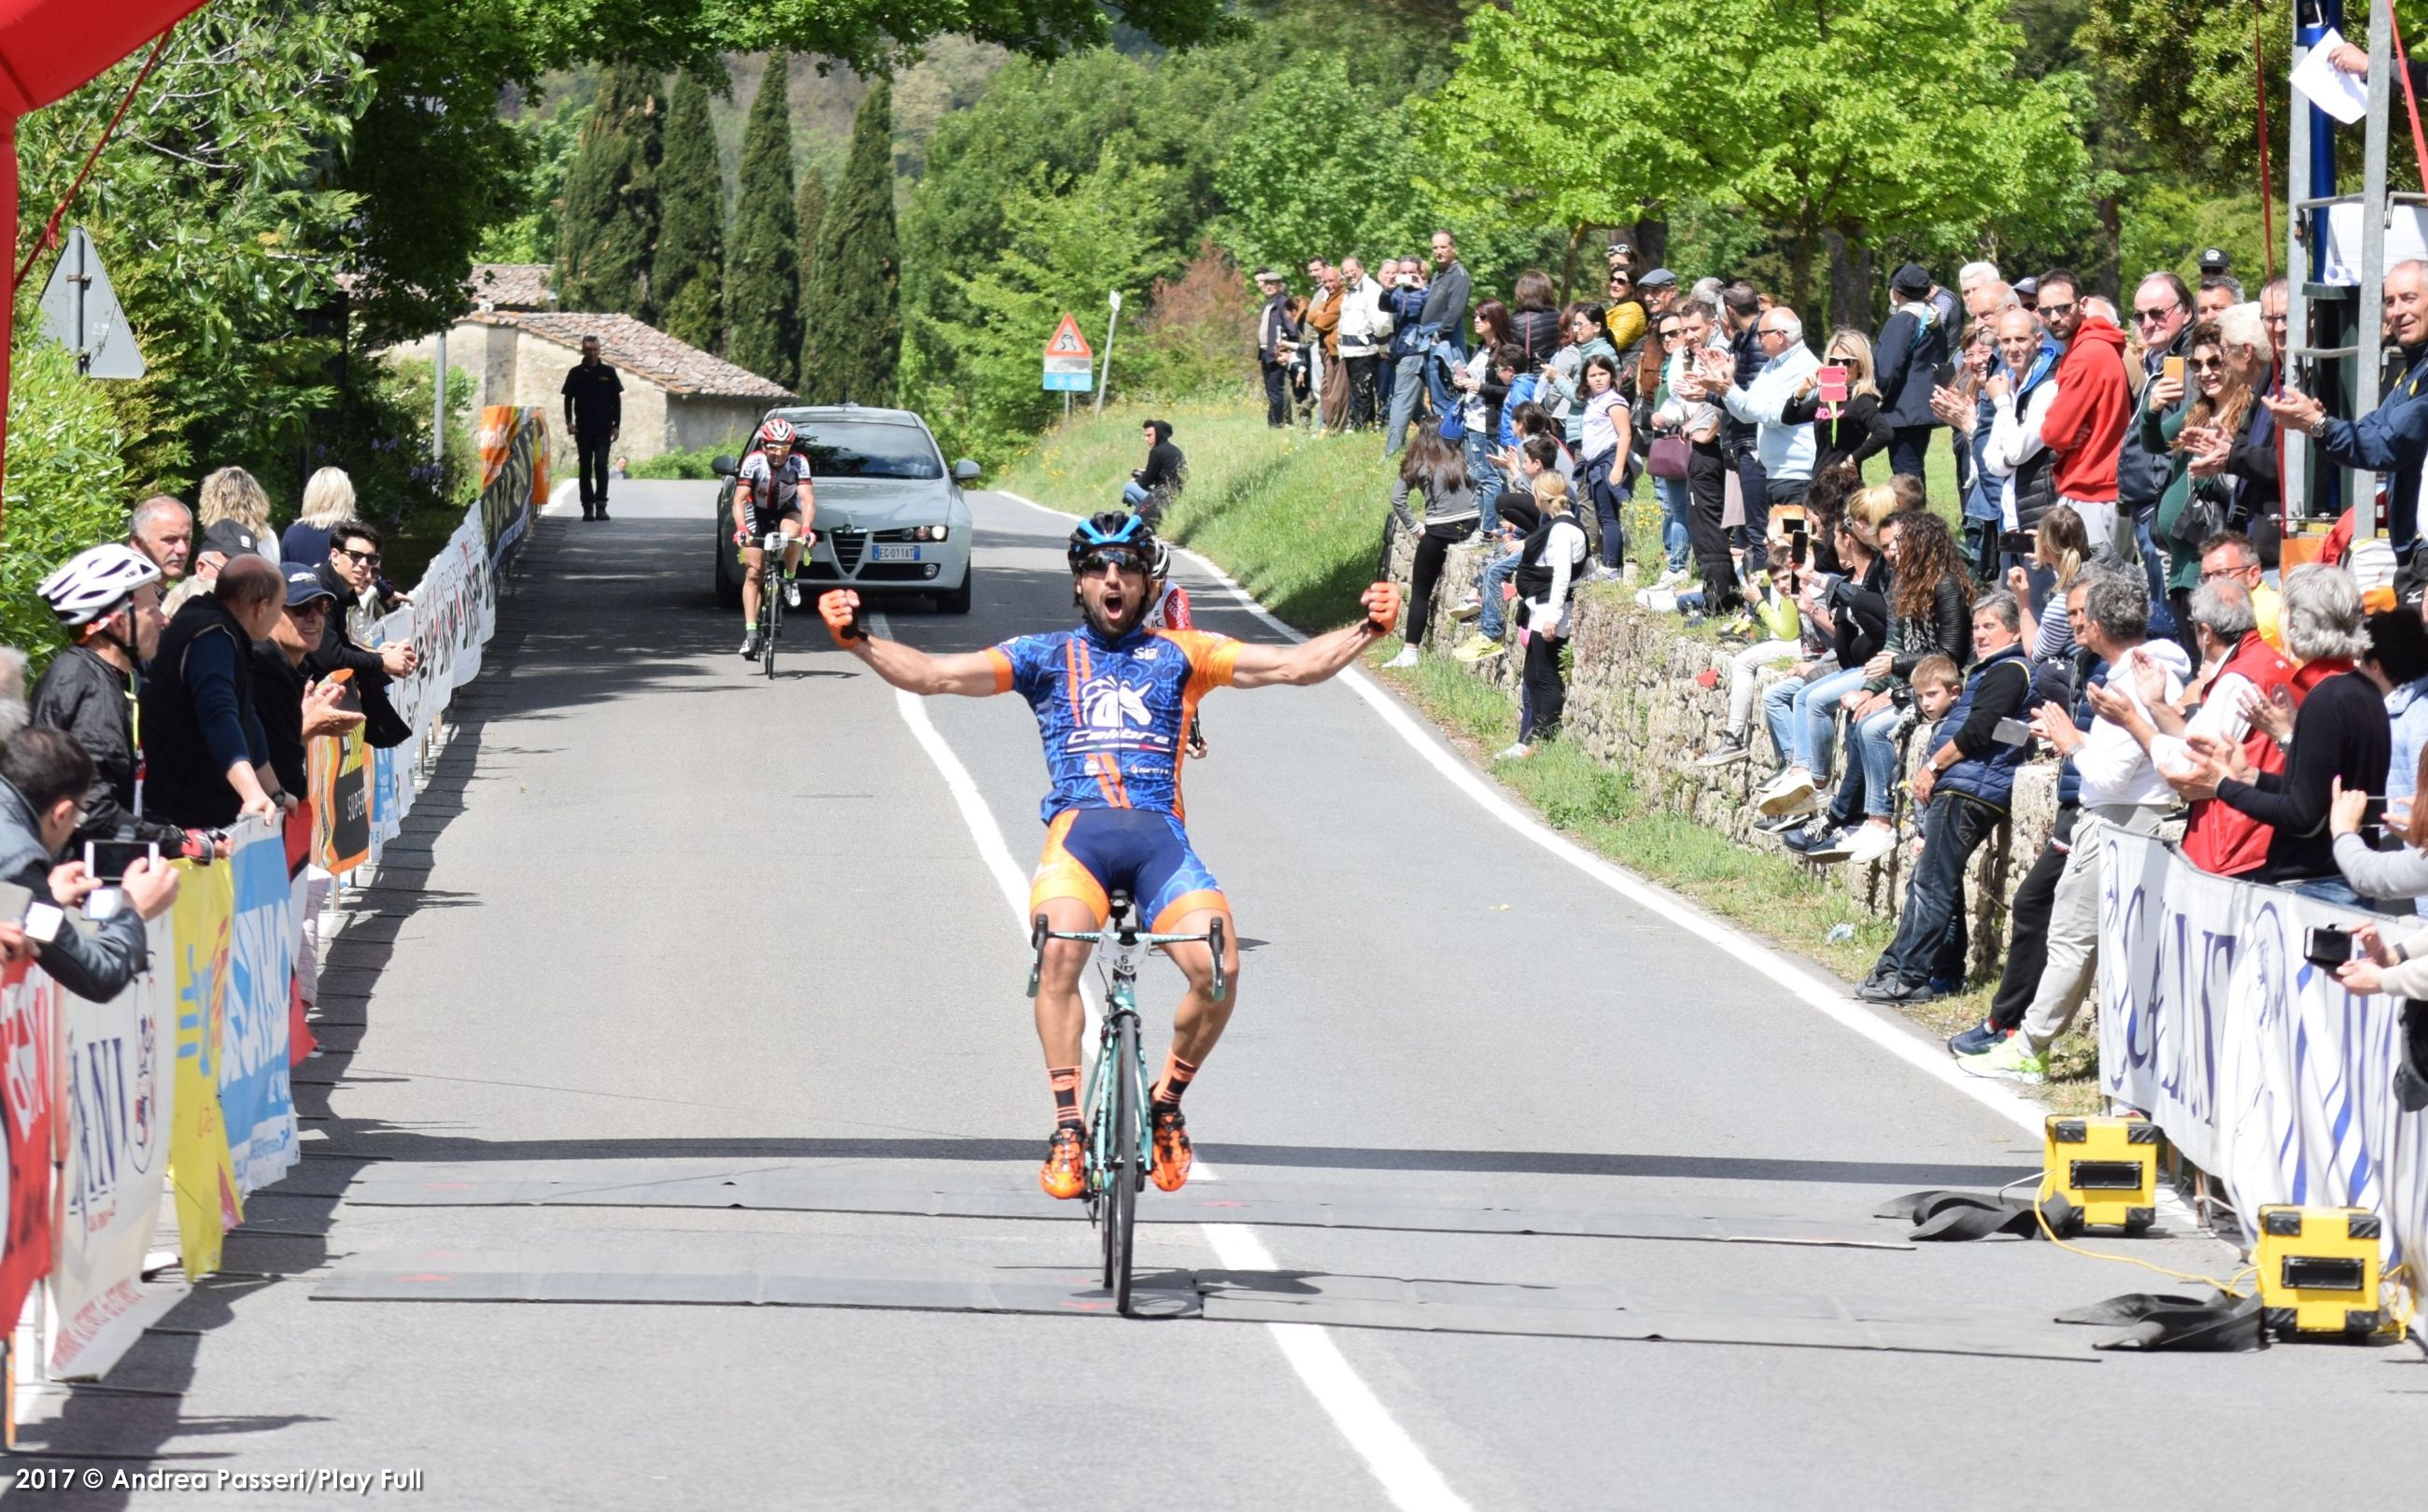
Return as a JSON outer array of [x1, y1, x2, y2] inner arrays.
[[2097, 827, 2428, 1309]]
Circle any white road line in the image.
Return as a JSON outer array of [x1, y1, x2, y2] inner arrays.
[[987, 488, 2048, 1142], [871, 613, 1475, 1512]]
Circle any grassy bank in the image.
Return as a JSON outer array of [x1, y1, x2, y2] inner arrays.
[[998, 398, 1390, 630], [1001, 398, 2094, 1104]]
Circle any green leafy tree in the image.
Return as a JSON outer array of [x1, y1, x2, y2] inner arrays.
[[795, 166, 828, 380], [476, 92, 587, 264], [1, 342, 131, 665], [655, 71, 727, 351], [12, 0, 372, 494], [508, 0, 1239, 74], [803, 78, 900, 403], [909, 149, 1179, 454], [728, 57, 801, 389], [2082, 0, 2291, 191], [1213, 57, 1437, 273], [339, 0, 542, 345], [557, 66, 662, 318], [1427, 0, 2087, 309]]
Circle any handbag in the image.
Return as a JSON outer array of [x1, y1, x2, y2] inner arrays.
[[1647, 434, 1691, 480]]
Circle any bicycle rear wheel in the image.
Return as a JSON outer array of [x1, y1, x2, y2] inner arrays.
[[1100, 1013, 1139, 1312]]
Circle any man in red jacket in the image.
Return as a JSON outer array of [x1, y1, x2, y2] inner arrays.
[[2028, 269, 2130, 554]]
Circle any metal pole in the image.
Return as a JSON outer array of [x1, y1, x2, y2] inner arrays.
[[2288, 10, 2317, 519], [72, 232, 90, 375], [2361, 3, 2393, 538], [1094, 291, 1122, 416], [432, 329, 449, 470]]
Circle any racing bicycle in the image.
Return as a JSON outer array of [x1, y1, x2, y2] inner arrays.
[[1027, 889, 1226, 1315], [750, 530, 788, 678]]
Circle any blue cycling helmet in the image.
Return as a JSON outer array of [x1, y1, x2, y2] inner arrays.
[[1067, 511, 1154, 568]]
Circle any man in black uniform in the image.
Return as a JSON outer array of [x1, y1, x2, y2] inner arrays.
[[561, 334, 623, 521]]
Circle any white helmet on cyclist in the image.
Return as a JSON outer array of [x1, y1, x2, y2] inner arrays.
[[1151, 540, 1175, 581], [37, 544, 162, 628], [755, 416, 798, 452]]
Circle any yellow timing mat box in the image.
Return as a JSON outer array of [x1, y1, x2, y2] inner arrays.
[[2043, 1115, 2158, 1233], [2256, 1206, 2385, 1340]]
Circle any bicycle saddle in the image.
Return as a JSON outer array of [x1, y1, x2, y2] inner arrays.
[[1106, 889, 1137, 924]]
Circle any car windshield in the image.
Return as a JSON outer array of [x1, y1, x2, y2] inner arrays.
[[782, 419, 942, 480]]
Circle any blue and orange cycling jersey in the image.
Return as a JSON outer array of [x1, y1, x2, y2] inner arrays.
[[986, 624, 1240, 824]]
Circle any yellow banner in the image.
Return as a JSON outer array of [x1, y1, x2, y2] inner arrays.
[[167, 859, 241, 1279]]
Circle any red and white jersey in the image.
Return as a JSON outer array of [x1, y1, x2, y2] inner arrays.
[[1145, 580, 1193, 630]]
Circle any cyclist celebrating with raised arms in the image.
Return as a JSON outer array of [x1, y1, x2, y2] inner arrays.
[[818, 514, 1400, 1198], [731, 417, 816, 657]]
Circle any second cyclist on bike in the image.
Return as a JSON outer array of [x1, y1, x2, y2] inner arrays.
[[732, 417, 817, 657]]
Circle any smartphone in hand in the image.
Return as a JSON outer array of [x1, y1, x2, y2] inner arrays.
[[85, 839, 161, 884]]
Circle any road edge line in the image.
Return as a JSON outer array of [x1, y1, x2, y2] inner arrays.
[[987, 488, 2047, 1142], [870, 609, 1475, 1512]]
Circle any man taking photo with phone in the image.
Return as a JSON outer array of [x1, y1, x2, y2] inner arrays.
[[0, 728, 178, 1001]]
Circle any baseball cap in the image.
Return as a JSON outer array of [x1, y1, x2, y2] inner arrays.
[[281, 565, 337, 609], [2014, 276, 2040, 300], [1251, 269, 1283, 284], [201, 519, 259, 561], [2198, 247, 2231, 274], [1638, 268, 1677, 289]]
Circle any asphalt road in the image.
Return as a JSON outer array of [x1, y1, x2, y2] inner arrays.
[[13, 479, 2422, 1510]]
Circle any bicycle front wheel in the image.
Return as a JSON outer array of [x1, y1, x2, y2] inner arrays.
[[1101, 1013, 1139, 1312], [761, 580, 780, 678]]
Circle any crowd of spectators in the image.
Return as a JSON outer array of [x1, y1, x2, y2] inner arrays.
[[1295, 231, 2428, 1081], [0, 467, 414, 1006]]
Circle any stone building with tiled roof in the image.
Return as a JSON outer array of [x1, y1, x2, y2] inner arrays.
[[385, 266, 792, 467]]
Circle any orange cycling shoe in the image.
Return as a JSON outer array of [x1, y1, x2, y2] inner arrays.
[[1150, 1106, 1193, 1192], [1039, 1124, 1087, 1200]]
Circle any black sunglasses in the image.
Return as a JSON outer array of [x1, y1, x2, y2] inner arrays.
[[334, 545, 381, 566], [1078, 549, 1150, 577]]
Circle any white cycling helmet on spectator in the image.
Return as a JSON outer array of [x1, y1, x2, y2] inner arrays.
[[36, 543, 162, 627]]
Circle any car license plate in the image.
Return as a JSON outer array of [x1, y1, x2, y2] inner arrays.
[[872, 544, 923, 562]]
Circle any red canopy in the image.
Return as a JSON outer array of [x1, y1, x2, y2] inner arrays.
[[0, 0, 211, 499]]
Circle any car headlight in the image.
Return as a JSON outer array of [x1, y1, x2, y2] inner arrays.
[[925, 525, 950, 542]]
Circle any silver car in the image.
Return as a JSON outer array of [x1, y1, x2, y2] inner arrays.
[[712, 404, 980, 615]]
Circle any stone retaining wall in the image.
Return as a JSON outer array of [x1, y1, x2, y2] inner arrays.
[[1386, 523, 2060, 982]]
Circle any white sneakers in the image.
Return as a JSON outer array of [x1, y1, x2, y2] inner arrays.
[[1755, 767, 1817, 815], [1842, 822, 1899, 867], [1382, 645, 1420, 670], [1496, 742, 1532, 761]]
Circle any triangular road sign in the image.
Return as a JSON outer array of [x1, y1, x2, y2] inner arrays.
[[1044, 313, 1093, 359], [37, 227, 146, 379]]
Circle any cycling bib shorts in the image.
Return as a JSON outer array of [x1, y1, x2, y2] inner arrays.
[[1031, 807, 1224, 930]]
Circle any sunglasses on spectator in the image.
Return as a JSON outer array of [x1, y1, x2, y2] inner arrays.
[[2132, 305, 2176, 324], [2200, 562, 2258, 581], [1659, 326, 1683, 340], [334, 545, 381, 566], [1078, 549, 1150, 578], [2039, 300, 2077, 318], [2188, 356, 2225, 373]]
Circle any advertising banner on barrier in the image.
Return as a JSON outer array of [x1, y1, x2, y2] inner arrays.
[[476, 404, 547, 563], [2097, 828, 2428, 1302], [168, 860, 241, 1280], [311, 725, 371, 875], [1, 960, 59, 1336], [219, 822, 298, 1194], [48, 918, 182, 1379]]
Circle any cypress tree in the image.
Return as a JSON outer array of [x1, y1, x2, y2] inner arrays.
[[556, 67, 661, 319], [794, 166, 827, 379], [727, 56, 800, 390], [653, 71, 725, 352], [804, 78, 898, 404]]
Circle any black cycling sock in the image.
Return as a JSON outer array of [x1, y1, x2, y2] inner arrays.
[[1050, 1066, 1081, 1129], [1153, 1053, 1198, 1110]]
